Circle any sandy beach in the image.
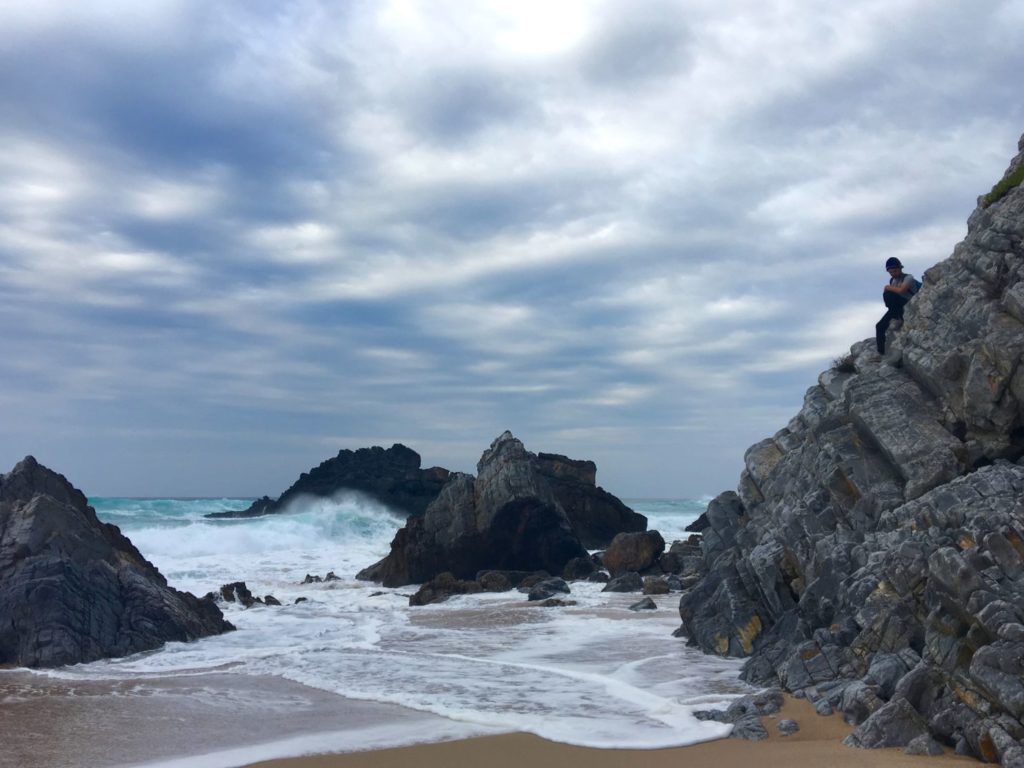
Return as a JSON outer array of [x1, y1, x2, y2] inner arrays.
[[247, 698, 975, 768]]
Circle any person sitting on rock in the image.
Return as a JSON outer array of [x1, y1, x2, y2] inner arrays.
[[876, 257, 918, 354]]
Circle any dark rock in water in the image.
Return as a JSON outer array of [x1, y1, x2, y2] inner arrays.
[[629, 597, 657, 611], [220, 582, 258, 608], [685, 512, 709, 533], [516, 572, 553, 590], [562, 556, 597, 581], [602, 530, 665, 577], [534, 452, 646, 548], [676, 135, 1024, 762], [587, 571, 610, 583], [0, 456, 233, 668], [531, 598, 578, 608], [302, 573, 322, 584], [528, 578, 570, 601], [695, 691, 783, 741], [602, 572, 643, 593], [642, 576, 670, 595], [208, 444, 451, 519], [477, 571, 513, 592], [476, 570, 545, 588], [408, 572, 483, 606], [357, 433, 589, 587], [697, 690, 785, 723], [778, 719, 800, 735], [294, 597, 308, 604], [263, 595, 281, 606]]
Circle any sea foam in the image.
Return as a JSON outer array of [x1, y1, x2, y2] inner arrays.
[[41, 495, 747, 762]]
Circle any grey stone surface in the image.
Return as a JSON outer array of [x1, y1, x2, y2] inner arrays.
[[535, 452, 647, 548], [527, 577, 571, 602], [904, 734, 945, 756], [0, 457, 233, 668], [845, 699, 930, 748], [602, 530, 665, 577], [677, 135, 1024, 762], [729, 713, 769, 741], [602, 571, 643, 592], [628, 597, 657, 611], [778, 719, 800, 735], [642, 576, 671, 595]]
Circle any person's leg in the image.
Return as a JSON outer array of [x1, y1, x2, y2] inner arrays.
[[876, 309, 893, 354], [877, 292, 909, 353], [883, 291, 908, 318]]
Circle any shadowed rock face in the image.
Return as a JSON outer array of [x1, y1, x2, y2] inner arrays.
[[207, 444, 451, 519], [679, 133, 1024, 763], [0, 457, 233, 668], [535, 453, 647, 548], [357, 432, 595, 587]]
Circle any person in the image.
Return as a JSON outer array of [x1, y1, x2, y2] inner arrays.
[[876, 257, 917, 354]]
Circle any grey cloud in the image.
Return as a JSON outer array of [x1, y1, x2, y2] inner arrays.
[[1, 2, 1022, 498], [400, 66, 541, 143], [579, 4, 693, 86]]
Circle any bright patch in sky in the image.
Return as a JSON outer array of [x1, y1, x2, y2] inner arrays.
[[0, 1, 1022, 498]]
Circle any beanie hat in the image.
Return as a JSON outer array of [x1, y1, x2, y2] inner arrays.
[[885, 257, 903, 269]]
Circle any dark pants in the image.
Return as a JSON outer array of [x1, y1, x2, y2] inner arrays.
[[876, 291, 907, 354]]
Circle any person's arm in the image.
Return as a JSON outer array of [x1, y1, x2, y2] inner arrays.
[[885, 276, 912, 294]]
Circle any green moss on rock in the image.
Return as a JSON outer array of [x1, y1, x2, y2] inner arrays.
[[982, 164, 1024, 207]]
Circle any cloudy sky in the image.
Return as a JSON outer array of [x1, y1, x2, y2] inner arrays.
[[1, 1, 1022, 498]]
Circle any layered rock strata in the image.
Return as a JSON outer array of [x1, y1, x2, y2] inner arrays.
[[680, 133, 1024, 763], [208, 443, 450, 519], [358, 432, 598, 587], [0, 457, 233, 668]]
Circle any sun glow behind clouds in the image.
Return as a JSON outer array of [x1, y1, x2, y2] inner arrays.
[[492, 0, 592, 56]]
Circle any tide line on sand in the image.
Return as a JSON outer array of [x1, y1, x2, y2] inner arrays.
[[240, 698, 974, 768]]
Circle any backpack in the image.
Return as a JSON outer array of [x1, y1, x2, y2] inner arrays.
[[907, 276, 923, 297]]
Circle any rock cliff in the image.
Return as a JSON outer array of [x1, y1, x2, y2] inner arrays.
[[0, 457, 233, 668], [535, 452, 647, 548], [207, 443, 450, 519], [681, 133, 1024, 763], [357, 432, 624, 587]]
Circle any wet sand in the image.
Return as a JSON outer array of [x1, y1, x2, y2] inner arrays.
[[0, 670, 452, 768], [246, 698, 977, 768]]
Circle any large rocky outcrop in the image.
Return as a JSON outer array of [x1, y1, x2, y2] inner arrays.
[[680, 133, 1024, 763], [207, 443, 450, 519], [0, 457, 233, 668], [357, 432, 597, 587], [535, 453, 647, 548]]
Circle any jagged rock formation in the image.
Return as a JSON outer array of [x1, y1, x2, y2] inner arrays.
[[534, 453, 646, 547], [680, 133, 1024, 763], [0, 457, 233, 668], [357, 432, 596, 587], [207, 443, 450, 519]]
